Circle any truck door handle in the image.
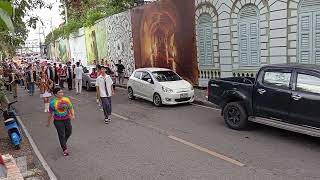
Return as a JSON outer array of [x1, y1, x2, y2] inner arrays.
[[257, 89, 266, 95], [292, 94, 302, 101], [210, 83, 219, 88]]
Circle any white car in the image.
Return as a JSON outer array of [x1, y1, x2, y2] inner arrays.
[[127, 68, 195, 106]]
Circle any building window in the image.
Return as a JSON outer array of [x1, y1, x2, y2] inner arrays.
[[238, 5, 260, 67], [197, 13, 214, 66], [298, 0, 320, 64]]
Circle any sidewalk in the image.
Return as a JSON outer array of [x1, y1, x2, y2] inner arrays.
[[115, 78, 217, 108]]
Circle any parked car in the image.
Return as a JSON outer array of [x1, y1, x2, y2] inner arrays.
[[127, 68, 194, 106], [208, 64, 320, 137], [82, 65, 97, 90], [82, 65, 116, 91]]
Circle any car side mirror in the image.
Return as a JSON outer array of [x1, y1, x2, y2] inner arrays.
[[147, 79, 153, 84]]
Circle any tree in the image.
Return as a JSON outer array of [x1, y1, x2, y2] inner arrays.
[[0, 0, 48, 57]]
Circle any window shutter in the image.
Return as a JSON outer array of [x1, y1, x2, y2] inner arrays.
[[299, 13, 312, 64], [197, 14, 214, 66], [250, 22, 259, 65], [239, 23, 249, 65], [198, 27, 206, 65], [238, 5, 260, 67], [314, 13, 320, 64], [205, 26, 213, 65]]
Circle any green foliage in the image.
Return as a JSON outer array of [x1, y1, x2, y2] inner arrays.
[[45, 0, 135, 44], [0, 0, 49, 57]]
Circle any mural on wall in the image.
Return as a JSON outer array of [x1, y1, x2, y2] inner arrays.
[[85, 26, 99, 65], [131, 0, 198, 84], [69, 28, 88, 66], [54, 38, 68, 63], [95, 19, 108, 62], [106, 11, 135, 77]]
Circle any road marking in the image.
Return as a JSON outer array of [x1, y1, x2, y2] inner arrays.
[[69, 96, 81, 102], [16, 116, 58, 180], [191, 103, 220, 111], [110, 112, 244, 167], [112, 113, 129, 120], [168, 135, 245, 167]]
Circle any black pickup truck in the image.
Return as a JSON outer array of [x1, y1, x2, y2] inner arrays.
[[208, 64, 320, 137]]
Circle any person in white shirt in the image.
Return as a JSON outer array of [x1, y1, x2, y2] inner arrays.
[[74, 62, 83, 94], [96, 66, 114, 124]]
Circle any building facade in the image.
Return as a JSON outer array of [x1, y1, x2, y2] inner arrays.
[[195, 0, 320, 86]]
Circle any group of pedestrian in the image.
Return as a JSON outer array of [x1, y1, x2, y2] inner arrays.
[[1, 58, 122, 157]]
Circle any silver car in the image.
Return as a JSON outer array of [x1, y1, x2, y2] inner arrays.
[[82, 65, 97, 91]]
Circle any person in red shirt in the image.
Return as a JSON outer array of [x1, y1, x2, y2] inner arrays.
[[90, 68, 98, 79]]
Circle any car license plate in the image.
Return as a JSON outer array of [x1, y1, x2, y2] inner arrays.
[[180, 93, 188, 98]]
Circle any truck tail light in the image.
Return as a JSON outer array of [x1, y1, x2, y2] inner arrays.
[[207, 84, 211, 98]]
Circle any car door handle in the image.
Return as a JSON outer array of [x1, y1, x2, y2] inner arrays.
[[292, 94, 302, 101], [257, 89, 266, 95]]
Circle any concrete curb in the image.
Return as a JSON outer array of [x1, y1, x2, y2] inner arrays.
[[15, 116, 57, 180]]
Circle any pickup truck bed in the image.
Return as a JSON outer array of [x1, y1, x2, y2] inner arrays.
[[208, 77, 255, 116], [207, 64, 320, 137]]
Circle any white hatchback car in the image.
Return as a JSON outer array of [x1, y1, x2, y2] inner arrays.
[[127, 68, 195, 106]]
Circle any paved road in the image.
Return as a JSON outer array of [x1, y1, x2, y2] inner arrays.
[[14, 87, 320, 180]]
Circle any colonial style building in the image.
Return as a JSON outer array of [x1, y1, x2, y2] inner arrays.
[[195, 0, 320, 86]]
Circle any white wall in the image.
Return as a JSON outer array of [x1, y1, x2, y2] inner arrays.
[[69, 28, 88, 66]]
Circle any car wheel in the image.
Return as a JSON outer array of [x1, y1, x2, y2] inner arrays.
[[153, 93, 162, 107], [128, 87, 135, 100], [223, 102, 248, 130], [86, 82, 90, 91]]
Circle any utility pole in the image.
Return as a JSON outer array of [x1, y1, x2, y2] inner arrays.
[[64, 0, 68, 23]]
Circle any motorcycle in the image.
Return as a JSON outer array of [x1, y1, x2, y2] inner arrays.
[[1, 101, 21, 150]]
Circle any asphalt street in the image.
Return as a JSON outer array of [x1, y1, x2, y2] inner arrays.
[[14, 86, 320, 180]]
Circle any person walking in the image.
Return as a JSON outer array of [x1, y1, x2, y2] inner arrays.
[[95, 65, 101, 105], [72, 64, 76, 89], [96, 66, 114, 124], [66, 62, 73, 90], [46, 63, 55, 90], [54, 63, 59, 86], [74, 62, 83, 94], [39, 72, 53, 112], [26, 65, 36, 96], [8, 68, 19, 99], [115, 60, 125, 85], [58, 64, 66, 89], [47, 88, 75, 156]]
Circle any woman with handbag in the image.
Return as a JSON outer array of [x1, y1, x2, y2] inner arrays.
[[39, 72, 53, 112]]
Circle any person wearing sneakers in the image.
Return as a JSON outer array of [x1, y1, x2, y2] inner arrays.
[[47, 88, 75, 156], [96, 66, 114, 124]]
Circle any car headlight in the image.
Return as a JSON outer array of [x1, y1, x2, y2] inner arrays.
[[162, 86, 173, 93]]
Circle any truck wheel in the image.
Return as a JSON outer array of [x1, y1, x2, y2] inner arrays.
[[223, 102, 248, 130]]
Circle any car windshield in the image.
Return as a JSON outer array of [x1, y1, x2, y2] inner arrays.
[[152, 71, 182, 82]]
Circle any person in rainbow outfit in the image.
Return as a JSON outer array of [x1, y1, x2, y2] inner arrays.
[[47, 87, 75, 156]]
